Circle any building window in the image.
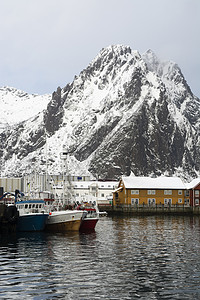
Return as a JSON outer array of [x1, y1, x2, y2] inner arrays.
[[178, 198, 182, 204], [185, 198, 189, 205], [147, 190, 156, 195], [164, 198, 172, 205], [185, 190, 190, 197], [101, 193, 104, 197], [148, 198, 156, 205], [195, 199, 199, 205], [195, 190, 200, 196], [178, 190, 182, 195], [164, 190, 172, 195], [131, 198, 139, 205], [131, 190, 139, 195]]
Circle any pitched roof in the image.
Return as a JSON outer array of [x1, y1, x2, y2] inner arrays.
[[186, 178, 200, 189], [113, 187, 123, 193], [122, 176, 186, 189]]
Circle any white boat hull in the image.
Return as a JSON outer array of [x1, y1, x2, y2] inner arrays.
[[45, 210, 83, 232]]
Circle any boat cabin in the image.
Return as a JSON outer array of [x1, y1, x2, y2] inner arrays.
[[16, 200, 46, 214]]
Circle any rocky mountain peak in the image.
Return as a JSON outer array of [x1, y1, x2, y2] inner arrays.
[[142, 49, 161, 72], [0, 45, 199, 181]]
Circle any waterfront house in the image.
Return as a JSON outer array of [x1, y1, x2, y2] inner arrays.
[[113, 175, 187, 208], [186, 178, 200, 207]]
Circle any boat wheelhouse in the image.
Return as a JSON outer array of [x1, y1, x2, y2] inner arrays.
[[15, 199, 49, 231]]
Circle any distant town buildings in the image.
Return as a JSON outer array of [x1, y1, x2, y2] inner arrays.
[[0, 174, 118, 206], [1, 174, 200, 211]]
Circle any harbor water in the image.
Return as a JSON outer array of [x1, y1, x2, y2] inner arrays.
[[1, 215, 200, 299]]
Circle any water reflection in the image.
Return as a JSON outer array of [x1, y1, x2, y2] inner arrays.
[[0, 216, 200, 299]]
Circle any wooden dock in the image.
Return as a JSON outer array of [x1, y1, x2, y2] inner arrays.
[[98, 204, 200, 215]]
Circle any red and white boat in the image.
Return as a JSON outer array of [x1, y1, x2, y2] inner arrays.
[[77, 203, 99, 232]]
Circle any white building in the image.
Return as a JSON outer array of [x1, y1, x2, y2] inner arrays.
[[72, 181, 118, 205], [0, 177, 22, 194], [51, 180, 118, 206], [21, 174, 117, 206]]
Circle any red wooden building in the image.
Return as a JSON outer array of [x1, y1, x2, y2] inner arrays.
[[187, 178, 200, 207]]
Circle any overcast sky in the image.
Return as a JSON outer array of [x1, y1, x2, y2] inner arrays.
[[0, 0, 199, 97]]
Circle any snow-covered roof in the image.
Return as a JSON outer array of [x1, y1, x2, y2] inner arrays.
[[186, 178, 200, 189], [122, 176, 186, 190], [113, 187, 123, 193], [72, 181, 118, 189]]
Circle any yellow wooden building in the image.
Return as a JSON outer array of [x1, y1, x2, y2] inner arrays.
[[113, 176, 188, 207]]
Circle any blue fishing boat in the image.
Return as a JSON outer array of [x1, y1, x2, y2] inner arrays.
[[0, 190, 49, 232], [15, 199, 49, 232]]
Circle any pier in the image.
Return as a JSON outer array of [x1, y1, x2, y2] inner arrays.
[[98, 204, 200, 215]]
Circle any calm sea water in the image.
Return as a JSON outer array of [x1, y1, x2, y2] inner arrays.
[[0, 215, 200, 299]]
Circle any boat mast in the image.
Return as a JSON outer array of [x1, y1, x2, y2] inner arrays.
[[60, 149, 67, 206], [45, 128, 49, 191], [60, 148, 74, 206]]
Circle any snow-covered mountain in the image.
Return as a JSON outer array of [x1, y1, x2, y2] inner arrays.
[[0, 86, 51, 131], [0, 45, 200, 181]]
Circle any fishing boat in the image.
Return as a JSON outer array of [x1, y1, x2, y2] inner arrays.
[[0, 190, 49, 232], [77, 203, 99, 232], [15, 199, 49, 232], [45, 209, 84, 232]]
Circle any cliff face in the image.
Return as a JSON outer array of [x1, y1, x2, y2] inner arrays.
[[0, 45, 199, 181]]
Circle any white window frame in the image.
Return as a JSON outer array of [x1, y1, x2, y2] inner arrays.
[[164, 198, 172, 205], [185, 190, 190, 197], [148, 198, 156, 205], [131, 190, 139, 195], [164, 190, 172, 195], [147, 190, 156, 195], [178, 198, 182, 204], [178, 190, 182, 195], [185, 198, 189, 205], [131, 198, 139, 205]]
